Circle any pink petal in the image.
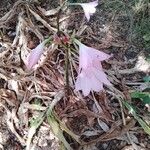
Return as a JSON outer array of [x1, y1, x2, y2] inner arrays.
[[80, 0, 98, 21], [75, 40, 112, 96], [75, 71, 91, 96], [78, 42, 93, 69], [92, 59, 103, 70], [27, 40, 46, 70], [87, 47, 111, 61], [88, 0, 99, 7], [91, 74, 103, 92], [84, 11, 90, 21], [81, 75, 91, 96], [78, 41, 111, 65], [93, 68, 111, 85]]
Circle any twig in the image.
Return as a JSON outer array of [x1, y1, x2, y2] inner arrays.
[[106, 67, 138, 75], [65, 44, 70, 97]]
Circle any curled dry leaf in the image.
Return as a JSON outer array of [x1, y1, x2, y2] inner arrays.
[[38, 6, 60, 16], [0, 88, 19, 107], [28, 7, 57, 32]]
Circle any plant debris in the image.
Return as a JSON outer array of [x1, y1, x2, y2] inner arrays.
[[0, 0, 149, 150]]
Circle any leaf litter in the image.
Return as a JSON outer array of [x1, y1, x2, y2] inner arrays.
[[0, 0, 150, 150]]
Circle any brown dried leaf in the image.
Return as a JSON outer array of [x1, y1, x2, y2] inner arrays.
[[0, 88, 19, 107]]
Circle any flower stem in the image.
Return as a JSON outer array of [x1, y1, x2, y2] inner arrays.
[[68, 3, 81, 6], [73, 38, 81, 45], [45, 37, 52, 44]]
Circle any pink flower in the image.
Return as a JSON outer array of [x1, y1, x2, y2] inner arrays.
[[26, 40, 47, 70], [79, 0, 98, 21], [74, 40, 112, 96]]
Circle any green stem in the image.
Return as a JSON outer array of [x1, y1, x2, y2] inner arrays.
[[68, 3, 81, 6], [45, 37, 52, 44], [73, 38, 81, 45]]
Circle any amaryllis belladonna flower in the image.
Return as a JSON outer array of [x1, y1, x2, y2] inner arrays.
[[26, 40, 47, 70], [69, 0, 98, 21], [74, 40, 112, 96]]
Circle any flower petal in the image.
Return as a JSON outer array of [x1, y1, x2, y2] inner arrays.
[[88, 0, 99, 7], [93, 68, 111, 85], [92, 59, 103, 70], [78, 43, 93, 69], [75, 70, 92, 96], [27, 40, 46, 70], [91, 75, 103, 92], [77, 41, 111, 63], [84, 11, 90, 21], [81, 75, 91, 96], [79, 0, 98, 21], [87, 47, 111, 61], [75, 39, 112, 96]]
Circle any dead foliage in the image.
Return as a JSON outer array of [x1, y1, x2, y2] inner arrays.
[[0, 0, 149, 150]]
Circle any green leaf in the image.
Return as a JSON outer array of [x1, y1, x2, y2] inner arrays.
[[134, 115, 150, 136], [123, 101, 137, 116], [143, 76, 150, 82], [26, 112, 45, 150], [143, 34, 150, 41], [131, 91, 150, 104], [123, 101, 150, 135], [47, 113, 72, 150]]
